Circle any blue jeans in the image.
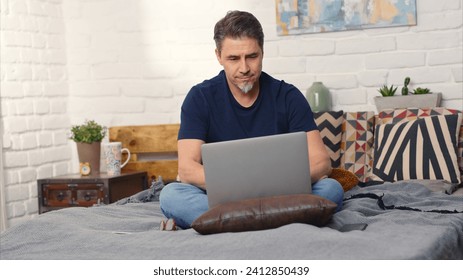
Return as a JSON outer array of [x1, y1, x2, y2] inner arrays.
[[159, 178, 344, 229]]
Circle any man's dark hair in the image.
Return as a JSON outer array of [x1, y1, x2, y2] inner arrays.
[[213, 11, 264, 54]]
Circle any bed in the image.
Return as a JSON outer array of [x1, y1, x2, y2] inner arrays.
[[1, 180, 462, 260], [2, 112, 463, 260]]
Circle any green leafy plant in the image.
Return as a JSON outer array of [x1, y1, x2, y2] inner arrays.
[[413, 87, 431, 95], [378, 85, 398, 97], [401, 77, 410, 95], [379, 77, 433, 97], [69, 120, 106, 143]]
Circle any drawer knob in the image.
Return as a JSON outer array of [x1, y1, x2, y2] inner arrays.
[[57, 192, 64, 201]]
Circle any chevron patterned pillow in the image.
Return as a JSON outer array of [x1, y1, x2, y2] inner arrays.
[[371, 114, 462, 184], [313, 111, 344, 168]]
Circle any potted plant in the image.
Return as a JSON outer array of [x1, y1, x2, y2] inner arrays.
[[69, 120, 106, 175], [378, 84, 398, 97], [374, 77, 442, 112]]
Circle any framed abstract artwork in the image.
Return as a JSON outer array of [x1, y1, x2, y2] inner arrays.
[[276, 0, 417, 35]]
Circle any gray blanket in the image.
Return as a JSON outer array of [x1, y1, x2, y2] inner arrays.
[[1, 181, 462, 259]]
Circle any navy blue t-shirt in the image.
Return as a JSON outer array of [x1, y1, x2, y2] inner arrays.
[[178, 71, 317, 143]]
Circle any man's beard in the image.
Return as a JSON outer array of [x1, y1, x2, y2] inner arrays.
[[238, 82, 253, 94]]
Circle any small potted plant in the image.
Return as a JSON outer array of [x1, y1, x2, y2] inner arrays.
[[401, 77, 410, 95], [69, 120, 106, 175], [378, 84, 398, 97], [412, 87, 431, 95], [374, 77, 442, 112]]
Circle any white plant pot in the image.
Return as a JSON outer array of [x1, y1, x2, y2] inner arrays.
[[374, 92, 442, 112]]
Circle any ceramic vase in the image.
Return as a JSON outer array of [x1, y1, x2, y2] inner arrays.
[[76, 142, 101, 174], [306, 82, 332, 112]]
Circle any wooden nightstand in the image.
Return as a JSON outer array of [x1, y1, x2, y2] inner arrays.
[[37, 171, 148, 214]]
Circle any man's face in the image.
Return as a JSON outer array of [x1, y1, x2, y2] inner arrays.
[[215, 37, 263, 94]]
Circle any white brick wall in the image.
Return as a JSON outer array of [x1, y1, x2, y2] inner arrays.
[[1, 0, 71, 227], [1, 0, 462, 227]]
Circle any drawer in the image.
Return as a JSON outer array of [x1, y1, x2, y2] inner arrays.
[[74, 184, 105, 206], [42, 184, 73, 207], [42, 183, 105, 208]]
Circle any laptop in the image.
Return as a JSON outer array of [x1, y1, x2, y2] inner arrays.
[[201, 131, 311, 208]]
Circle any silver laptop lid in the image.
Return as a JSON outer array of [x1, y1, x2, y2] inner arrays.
[[202, 131, 311, 208]]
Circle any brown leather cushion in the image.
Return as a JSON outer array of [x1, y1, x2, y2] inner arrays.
[[191, 194, 337, 235], [330, 168, 359, 192]]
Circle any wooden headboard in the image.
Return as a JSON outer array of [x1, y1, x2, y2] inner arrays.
[[109, 124, 180, 183]]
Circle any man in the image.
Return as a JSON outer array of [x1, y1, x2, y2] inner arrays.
[[160, 11, 343, 229]]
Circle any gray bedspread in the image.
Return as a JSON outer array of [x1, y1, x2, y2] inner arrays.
[[1, 181, 462, 260]]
